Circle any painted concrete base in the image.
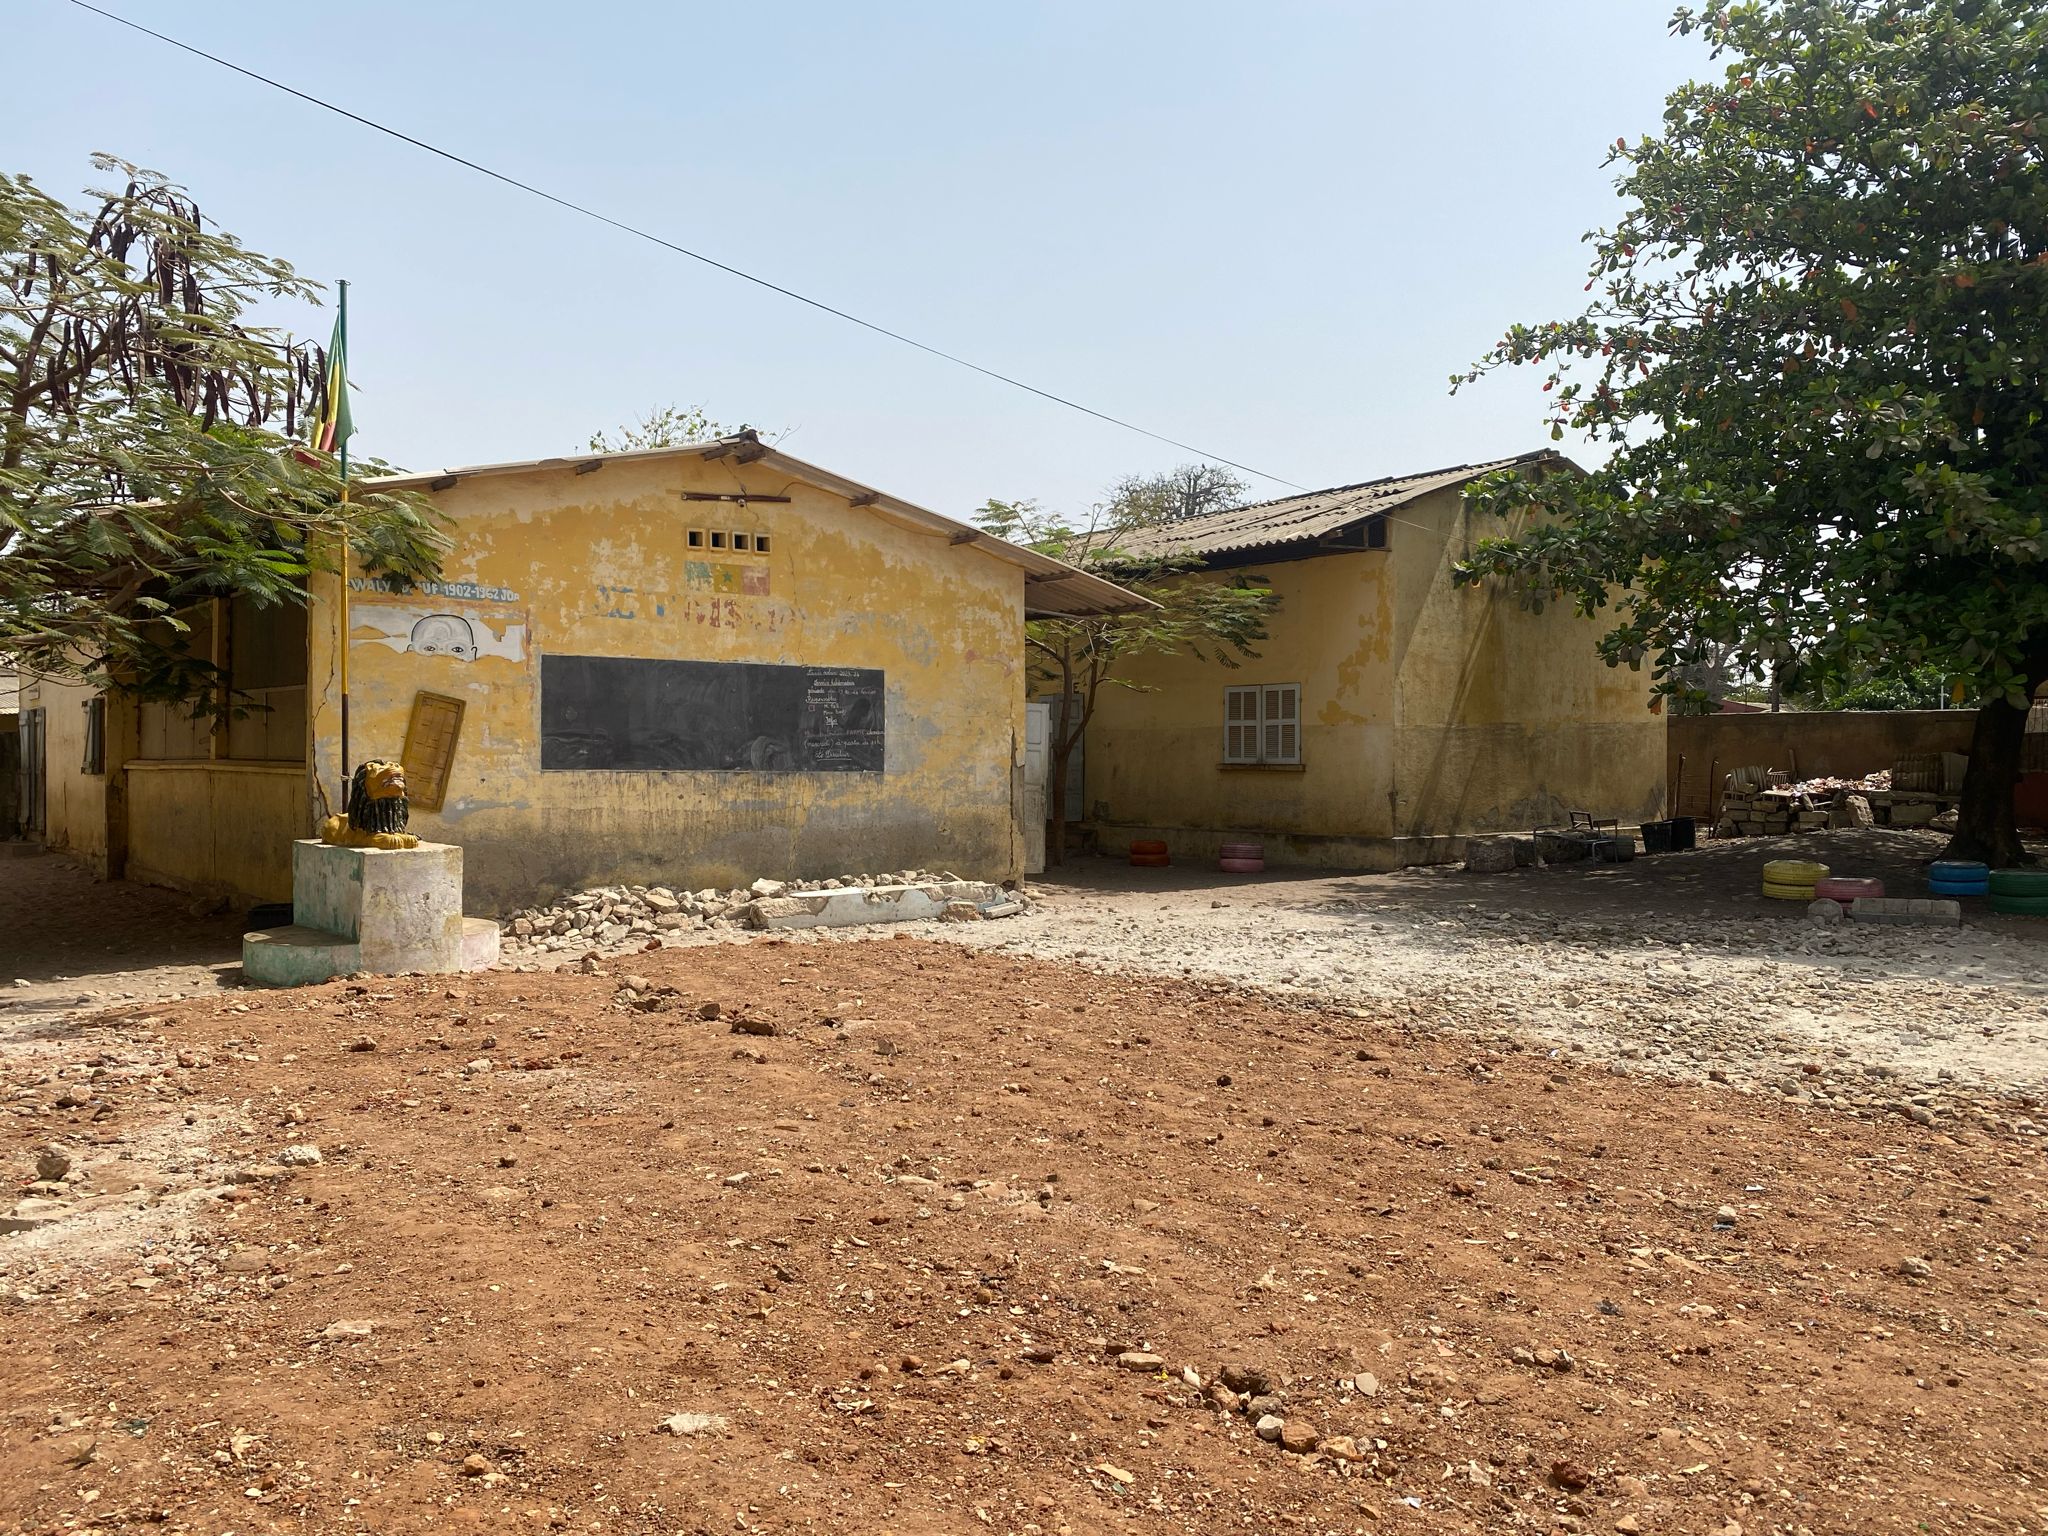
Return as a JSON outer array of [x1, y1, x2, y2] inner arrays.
[[241, 840, 499, 987], [741, 881, 1006, 931]]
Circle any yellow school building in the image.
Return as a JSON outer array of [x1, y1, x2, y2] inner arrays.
[[1071, 452, 1665, 867]]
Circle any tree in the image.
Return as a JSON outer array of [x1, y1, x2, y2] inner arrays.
[[586, 403, 737, 453], [1103, 462, 1249, 527], [975, 493, 1274, 862], [1451, 1, 2048, 863], [2, 156, 445, 707]]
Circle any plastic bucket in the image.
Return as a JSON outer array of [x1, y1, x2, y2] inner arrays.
[[1641, 821, 1675, 855], [1669, 816, 1697, 850]]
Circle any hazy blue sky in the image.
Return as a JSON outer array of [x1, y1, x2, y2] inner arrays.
[[11, 2, 1710, 519]]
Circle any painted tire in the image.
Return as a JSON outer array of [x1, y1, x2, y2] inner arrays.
[[1990, 894, 2048, 917], [1928, 879, 1988, 898], [1930, 860, 1990, 881], [1219, 842, 1265, 860], [1762, 881, 1820, 901], [1763, 859, 1830, 885], [1814, 877, 1884, 902], [1129, 852, 1171, 868], [1988, 868, 2048, 897], [1218, 857, 1265, 874], [1129, 839, 1168, 857]]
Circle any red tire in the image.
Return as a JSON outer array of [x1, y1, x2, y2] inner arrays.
[[1129, 852, 1171, 868], [1129, 839, 1168, 857], [1814, 876, 1884, 902], [1219, 857, 1264, 874], [1219, 842, 1265, 861]]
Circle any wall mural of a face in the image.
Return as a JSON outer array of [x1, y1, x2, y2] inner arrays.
[[407, 613, 480, 662]]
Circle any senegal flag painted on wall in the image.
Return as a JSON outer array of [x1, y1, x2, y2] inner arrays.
[[309, 299, 353, 456]]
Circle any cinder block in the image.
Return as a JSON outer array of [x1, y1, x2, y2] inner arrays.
[[1848, 896, 1961, 927]]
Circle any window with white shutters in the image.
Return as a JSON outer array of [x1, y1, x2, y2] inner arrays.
[[1223, 683, 1302, 765]]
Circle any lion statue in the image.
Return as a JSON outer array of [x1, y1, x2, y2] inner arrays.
[[319, 760, 421, 850]]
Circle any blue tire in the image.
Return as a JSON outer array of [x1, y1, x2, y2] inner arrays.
[[1930, 860, 1990, 880], [1928, 880, 1987, 898]]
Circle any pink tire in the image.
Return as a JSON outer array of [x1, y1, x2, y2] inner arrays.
[[1814, 876, 1884, 902], [1219, 857, 1265, 874], [1219, 842, 1265, 860]]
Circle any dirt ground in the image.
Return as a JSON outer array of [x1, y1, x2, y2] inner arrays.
[[3, 903, 2047, 1536]]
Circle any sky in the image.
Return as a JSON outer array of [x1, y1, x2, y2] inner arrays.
[[9, 1, 1712, 521]]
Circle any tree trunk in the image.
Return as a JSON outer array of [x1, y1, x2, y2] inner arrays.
[[1943, 693, 2037, 866], [1046, 744, 1069, 868]]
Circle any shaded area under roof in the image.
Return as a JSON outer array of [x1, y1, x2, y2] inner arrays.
[[366, 434, 1151, 620], [1109, 450, 1563, 561]]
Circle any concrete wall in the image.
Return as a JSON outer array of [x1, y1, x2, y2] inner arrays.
[[126, 761, 301, 903], [1083, 551, 1399, 838], [1082, 483, 1664, 866], [17, 675, 108, 867], [1392, 490, 1665, 836], [309, 454, 1027, 912], [1667, 709, 1978, 820]]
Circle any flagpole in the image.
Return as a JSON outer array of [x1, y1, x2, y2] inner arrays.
[[336, 278, 351, 809]]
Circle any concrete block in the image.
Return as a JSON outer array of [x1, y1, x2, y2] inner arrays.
[[1848, 896, 1961, 927], [460, 917, 501, 971], [1533, 831, 1590, 864], [1463, 839, 1518, 874], [243, 840, 496, 986], [740, 880, 1006, 931], [241, 924, 362, 987]]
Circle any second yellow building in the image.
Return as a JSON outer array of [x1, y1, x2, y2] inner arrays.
[[1074, 452, 1665, 867]]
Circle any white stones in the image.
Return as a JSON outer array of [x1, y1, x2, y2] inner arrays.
[[498, 870, 1024, 955], [278, 1145, 323, 1167], [320, 1318, 377, 1340], [658, 1411, 728, 1436]]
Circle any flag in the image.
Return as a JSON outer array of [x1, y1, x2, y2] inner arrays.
[[309, 295, 353, 456]]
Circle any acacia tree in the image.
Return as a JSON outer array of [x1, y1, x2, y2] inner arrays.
[[1452, 0, 2048, 863], [586, 403, 737, 453], [975, 492, 1273, 862], [2, 156, 444, 705]]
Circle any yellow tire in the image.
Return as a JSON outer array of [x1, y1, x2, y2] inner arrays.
[[1763, 859, 1829, 885], [1762, 881, 1819, 900]]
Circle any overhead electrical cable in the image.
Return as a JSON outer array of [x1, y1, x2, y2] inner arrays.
[[61, 0, 1309, 492]]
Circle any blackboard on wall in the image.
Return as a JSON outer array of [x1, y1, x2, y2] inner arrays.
[[541, 655, 885, 772]]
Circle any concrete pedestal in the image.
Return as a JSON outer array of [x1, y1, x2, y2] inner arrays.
[[242, 840, 500, 987]]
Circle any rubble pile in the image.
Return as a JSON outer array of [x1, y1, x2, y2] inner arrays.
[[1717, 765, 1951, 839], [498, 870, 1008, 956]]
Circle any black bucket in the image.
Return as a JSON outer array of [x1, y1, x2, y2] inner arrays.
[[1641, 820, 1675, 855], [1670, 816, 1697, 850]]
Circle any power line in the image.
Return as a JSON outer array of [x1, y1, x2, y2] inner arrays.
[[60, 0, 1309, 492]]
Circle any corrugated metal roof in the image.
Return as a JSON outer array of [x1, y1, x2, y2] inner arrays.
[[1108, 450, 1562, 561], [365, 435, 1152, 620]]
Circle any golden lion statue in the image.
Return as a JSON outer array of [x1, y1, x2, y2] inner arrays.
[[319, 760, 421, 850]]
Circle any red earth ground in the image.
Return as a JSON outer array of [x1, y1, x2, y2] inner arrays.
[[2, 936, 2044, 1536]]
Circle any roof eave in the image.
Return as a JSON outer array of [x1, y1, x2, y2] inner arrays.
[[363, 435, 1153, 619]]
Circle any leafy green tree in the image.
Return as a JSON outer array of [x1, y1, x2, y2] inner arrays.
[[586, 403, 738, 453], [976, 493, 1274, 862], [1452, 0, 2048, 863], [1, 156, 445, 707]]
